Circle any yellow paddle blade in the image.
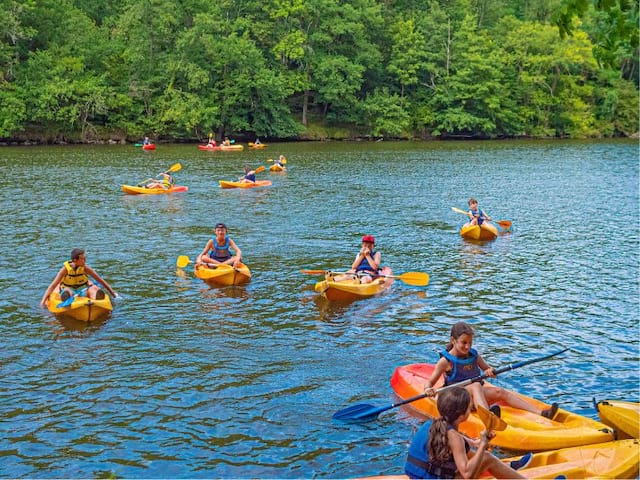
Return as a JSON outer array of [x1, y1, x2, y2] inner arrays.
[[301, 269, 327, 275], [176, 255, 191, 268], [476, 405, 507, 431], [452, 207, 468, 215], [255, 165, 266, 174], [168, 162, 182, 173], [281, 157, 287, 164], [267, 158, 274, 162], [397, 271, 430, 286]]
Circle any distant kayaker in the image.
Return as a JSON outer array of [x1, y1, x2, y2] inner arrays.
[[275, 155, 286, 167], [40, 248, 117, 306], [145, 172, 174, 189], [404, 386, 529, 479], [196, 223, 243, 269], [254, 138, 261, 145], [239, 166, 256, 183], [335, 234, 381, 284], [223, 137, 231, 146], [423, 321, 559, 420], [465, 198, 493, 227], [142, 136, 151, 145], [207, 132, 217, 147]]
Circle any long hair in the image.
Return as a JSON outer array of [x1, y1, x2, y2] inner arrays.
[[445, 321, 475, 351], [427, 387, 471, 463]]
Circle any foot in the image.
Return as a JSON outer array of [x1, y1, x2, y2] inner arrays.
[[510, 451, 532, 470], [489, 404, 501, 418], [541, 402, 559, 420], [95, 289, 106, 300]]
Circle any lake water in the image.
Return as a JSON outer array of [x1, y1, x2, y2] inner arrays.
[[0, 140, 638, 478]]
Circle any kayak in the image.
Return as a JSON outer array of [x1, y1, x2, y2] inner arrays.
[[142, 144, 155, 150], [198, 144, 218, 151], [460, 221, 498, 241], [121, 184, 189, 195], [269, 164, 285, 172], [248, 142, 267, 149], [355, 439, 640, 480], [47, 290, 113, 322], [194, 263, 251, 287], [390, 363, 615, 451], [596, 399, 640, 439], [314, 266, 394, 302], [198, 144, 244, 151], [219, 180, 272, 189]]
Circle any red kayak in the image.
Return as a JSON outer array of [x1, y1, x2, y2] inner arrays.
[[142, 144, 156, 150]]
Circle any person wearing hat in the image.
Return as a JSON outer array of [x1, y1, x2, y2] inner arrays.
[[196, 223, 243, 269], [336, 234, 381, 284], [40, 248, 118, 306]]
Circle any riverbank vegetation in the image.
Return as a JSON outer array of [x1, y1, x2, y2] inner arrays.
[[0, 0, 637, 143]]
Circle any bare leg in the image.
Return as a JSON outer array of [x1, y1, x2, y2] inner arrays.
[[484, 385, 543, 415]]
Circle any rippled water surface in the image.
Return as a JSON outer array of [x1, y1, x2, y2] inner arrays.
[[0, 140, 638, 478]]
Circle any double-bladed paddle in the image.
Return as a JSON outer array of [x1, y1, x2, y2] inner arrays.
[[138, 162, 182, 186], [332, 348, 569, 423], [301, 269, 429, 287], [176, 255, 221, 270], [451, 207, 512, 231]]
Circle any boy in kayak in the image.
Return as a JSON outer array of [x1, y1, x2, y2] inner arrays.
[[239, 166, 256, 183], [336, 235, 381, 284], [196, 223, 243, 269], [465, 198, 493, 226], [405, 387, 528, 479], [275, 155, 286, 168], [423, 321, 559, 420], [40, 248, 118, 306]]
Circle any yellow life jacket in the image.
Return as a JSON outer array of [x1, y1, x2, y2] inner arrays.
[[61, 261, 89, 288]]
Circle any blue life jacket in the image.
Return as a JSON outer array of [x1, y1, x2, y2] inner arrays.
[[440, 348, 481, 385], [355, 250, 379, 273], [470, 208, 485, 225], [404, 421, 461, 479], [209, 236, 232, 260], [244, 173, 256, 182]]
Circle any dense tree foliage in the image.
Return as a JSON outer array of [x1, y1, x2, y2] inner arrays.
[[0, 0, 637, 141]]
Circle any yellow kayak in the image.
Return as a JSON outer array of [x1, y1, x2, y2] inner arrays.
[[269, 164, 285, 172], [47, 290, 113, 322], [194, 263, 251, 287], [314, 267, 394, 302], [355, 439, 640, 480], [121, 184, 188, 195], [596, 399, 640, 439], [460, 221, 499, 240], [219, 180, 272, 189], [390, 363, 614, 451]]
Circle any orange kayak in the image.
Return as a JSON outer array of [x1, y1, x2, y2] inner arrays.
[[142, 144, 155, 150], [121, 184, 188, 195], [460, 222, 498, 240], [219, 180, 272, 189], [47, 290, 113, 322], [390, 363, 614, 451], [314, 266, 394, 302]]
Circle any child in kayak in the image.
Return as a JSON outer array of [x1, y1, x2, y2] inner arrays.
[[335, 235, 381, 284], [405, 386, 528, 479], [423, 321, 559, 420], [275, 155, 286, 168], [465, 198, 493, 226], [239, 166, 256, 183], [196, 223, 243, 269], [145, 172, 174, 189], [40, 248, 118, 306]]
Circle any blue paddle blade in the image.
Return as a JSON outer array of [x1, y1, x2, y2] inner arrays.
[[56, 295, 76, 308], [332, 403, 389, 423]]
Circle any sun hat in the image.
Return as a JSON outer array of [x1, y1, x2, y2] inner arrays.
[[362, 235, 375, 243]]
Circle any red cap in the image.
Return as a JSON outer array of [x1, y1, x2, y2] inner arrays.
[[362, 235, 375, 243]]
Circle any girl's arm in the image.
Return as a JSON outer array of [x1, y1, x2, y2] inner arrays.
[[196, 240, 213, 264], [85, 266, 117, 297], [40, 267, 66, 306], [477, 353, 496, 377], [424, 357, 449, 396], [449, 429, 492, 479]]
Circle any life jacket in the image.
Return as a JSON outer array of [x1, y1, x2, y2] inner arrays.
[[244, 173, 256, 182], [355, 250, 379, 273], [470, 208, 485, 225], [61, 261, 89, 289], [209, 236, 232, 260], [440, 348, 481, 385], [163, 175, 174, 187], [404, 421, 461, 479]]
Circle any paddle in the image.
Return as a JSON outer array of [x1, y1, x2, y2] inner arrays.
[[267, 157, 287, 164], [176, 255, 221, 270], [138, 162, 182, 187], [56, 286, 89, 308], [300, 270, 429, 287], [332, 348, 569, 423], [451, 207, 512, 231]]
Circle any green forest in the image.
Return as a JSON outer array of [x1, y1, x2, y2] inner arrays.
[[0, 0, 638, 143]]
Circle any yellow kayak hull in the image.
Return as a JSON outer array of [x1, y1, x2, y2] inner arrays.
[[460, 222, 498, 240], [219, 180, 272, 189], [194, 263, 251, 287], [47, 290, 113, 322], [314, 267, 393, 302], [121, 184, 188, 195], [356, 439, 640, 479], [269, 164, 285, 172], [596, 400, 640, 439], [390, 363, 614, 451]]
